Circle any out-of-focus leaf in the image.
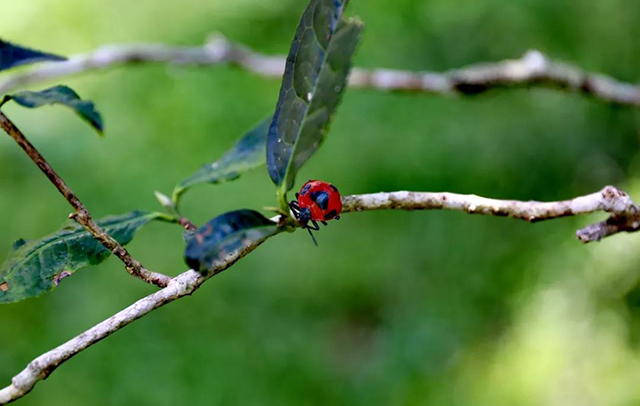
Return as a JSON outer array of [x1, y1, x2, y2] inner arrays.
[[185, 210, 279, 273], [267, 0, 362, 199], [1, 85, 104, 134], [0, 39, 65, 72], [173, 117, 271, 205], [0, 211, 164, 304]]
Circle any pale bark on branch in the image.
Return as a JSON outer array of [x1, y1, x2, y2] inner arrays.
[[0, 236, 271, 405], [341, 186, 640, 242], [0, 35, 639, 106], [2, 185, 639, 404]]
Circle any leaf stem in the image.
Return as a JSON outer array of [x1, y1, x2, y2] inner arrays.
[[0, 110, 172, 288], [276, 187, 290, 216]]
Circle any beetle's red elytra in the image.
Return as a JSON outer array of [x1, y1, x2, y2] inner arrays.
[[288, 180, 342, 246]]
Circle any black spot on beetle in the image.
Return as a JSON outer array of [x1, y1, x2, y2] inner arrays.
[[310, 191, 329, 210], [324, 209, 338, 220], [330, 184, 338, 193], [300, 183, 312, 195]]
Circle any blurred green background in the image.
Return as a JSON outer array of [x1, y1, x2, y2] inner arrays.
[[2, 0, 640, 405]]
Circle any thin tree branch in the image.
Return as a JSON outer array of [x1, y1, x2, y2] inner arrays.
[[0, 111, 171, 288], [1, 185, 638, 403], [0, 234, 273, 405], [341, 186, 640, 242], [0, 35, 639, 106]]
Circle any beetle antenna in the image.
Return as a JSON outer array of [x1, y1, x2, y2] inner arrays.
[[307, 228, 318, 247]]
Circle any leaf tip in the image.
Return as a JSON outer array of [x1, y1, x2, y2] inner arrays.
[[0, 39, 66, 73], [5, 85, 105, 135], [11, 238, 27, 250]]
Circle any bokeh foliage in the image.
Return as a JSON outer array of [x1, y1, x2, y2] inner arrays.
[[1, 0, 640, 405]]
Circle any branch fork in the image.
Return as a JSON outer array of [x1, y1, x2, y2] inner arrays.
[[575, 186, 640, 242], [1, 184, 639, 404]]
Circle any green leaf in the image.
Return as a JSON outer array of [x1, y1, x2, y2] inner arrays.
[[0, 39, 65, 72], [184, 210, 280, 273], [1, 85, 104, 135], [172, 117, 271, 205], [0, 211, 163, 304], [267, 0, 362, 202]]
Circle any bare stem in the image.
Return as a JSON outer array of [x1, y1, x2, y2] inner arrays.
[[342, 186, 640, 242], [0, 111, 171, 288], [0, 35, 639, 107]]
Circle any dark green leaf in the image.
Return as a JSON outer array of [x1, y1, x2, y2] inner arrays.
[[0, 39, 65, 72], [1, 85, 104, 134], [185, 210, 279, 273], [267, 0, 363, 196], [0, 211, 163, 304], [173, 117, 271, 204]]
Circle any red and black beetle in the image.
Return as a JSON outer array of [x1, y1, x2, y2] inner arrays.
[[288, 180, 342, 245]]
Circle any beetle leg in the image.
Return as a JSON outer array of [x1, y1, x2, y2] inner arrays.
[[335, 216, 340, 220], [321, 221, 328, 226], [306, 228, 319, 247], [306, 220, 320, 231]]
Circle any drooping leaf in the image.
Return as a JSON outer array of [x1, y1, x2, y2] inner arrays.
[[1, 85, 104, 134], [172, 117, 271, 205], [0, 39, 65, 72], [267, 0, 363, 198], [0, 211, 164, 304], [185, 210, 280, 273]]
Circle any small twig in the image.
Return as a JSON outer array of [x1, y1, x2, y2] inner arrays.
[[0, 35, 639, 107], [2, 185, 639, 403], [0, 111, 171, 288], [342, 186, 640, 242], [178, 216, 197, 231]]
